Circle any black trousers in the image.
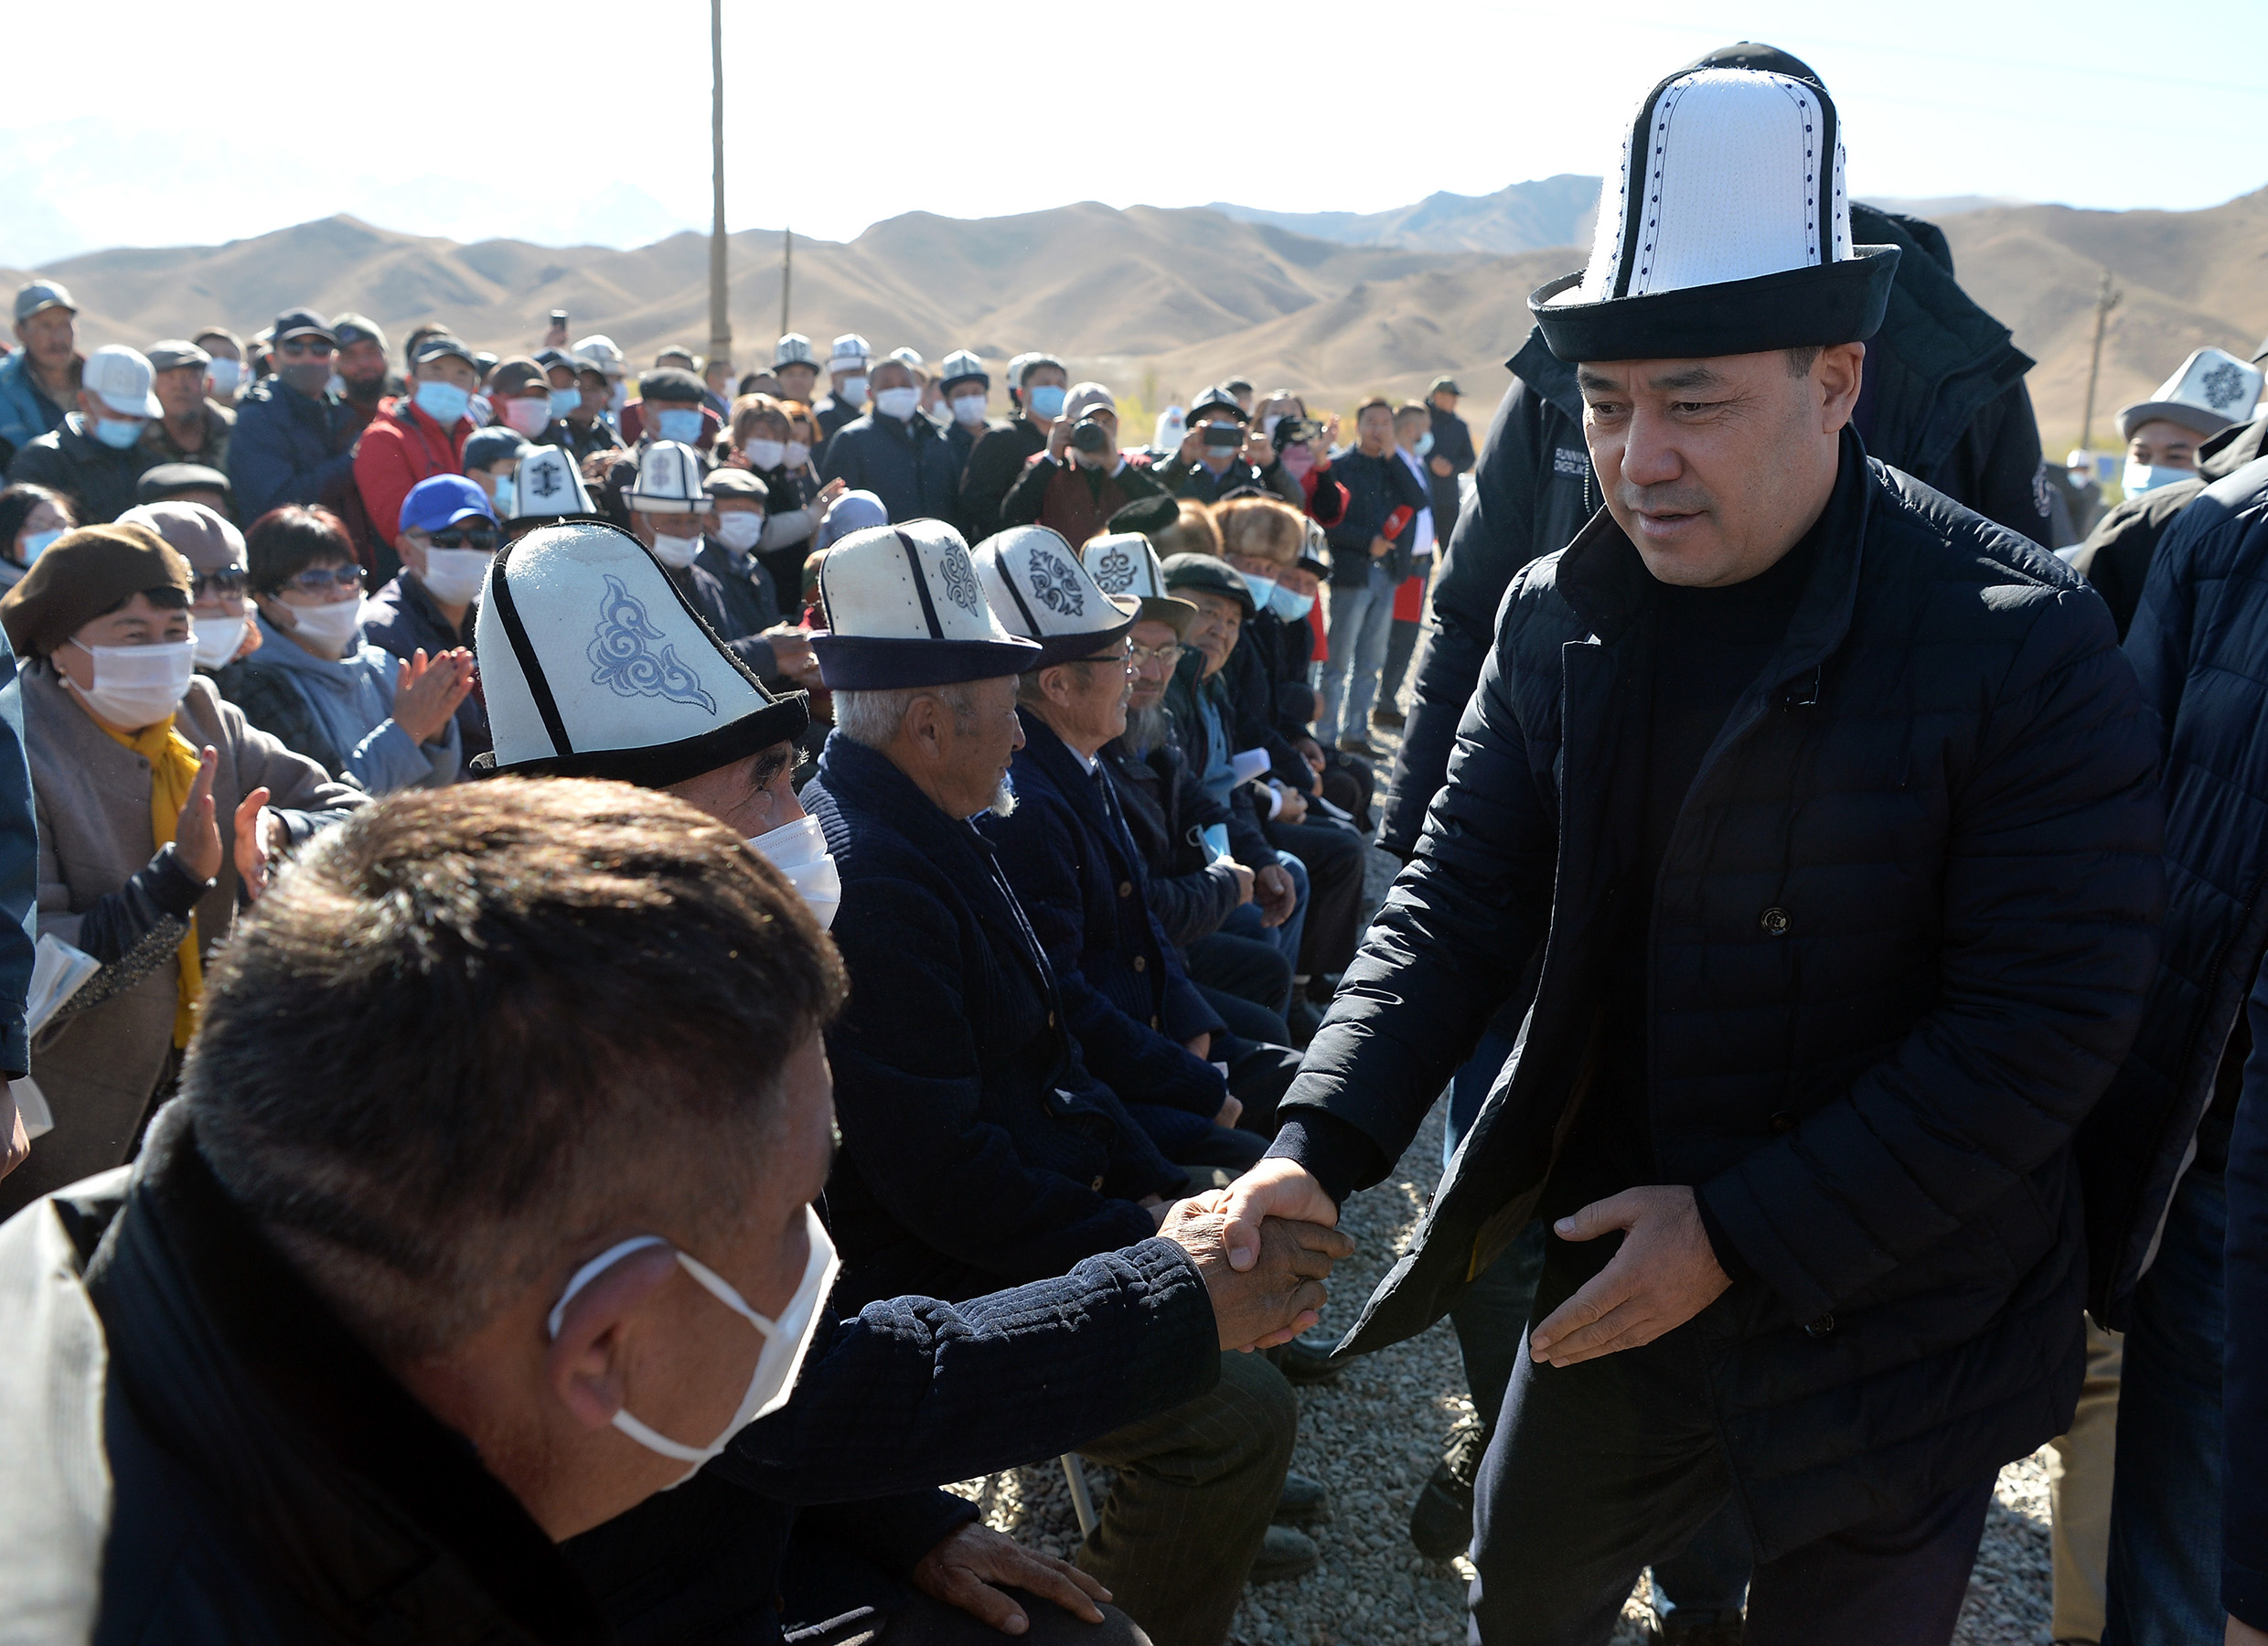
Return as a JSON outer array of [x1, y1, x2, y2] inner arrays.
[[1469, 1245, 1994, 1646], [1187, 933, 1293, 1020], [1263, 818, 1366, 977]]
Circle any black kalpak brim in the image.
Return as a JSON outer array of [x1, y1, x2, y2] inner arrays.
[[470, 692, 811, 789], [812, 634, 1043, 690], [1530, 245, 1900, 363]]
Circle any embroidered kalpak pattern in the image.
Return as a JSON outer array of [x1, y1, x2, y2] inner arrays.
[[526, 456, 565, 501], [2202, 361, 2250, 413], [1091, 544, 1136, 593], [935, 543, 985, 615], [1027, 545, 1087, 616], [587, 574, 718, 714]]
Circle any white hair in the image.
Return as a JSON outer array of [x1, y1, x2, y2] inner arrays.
[[831, 684, 1015, 817]]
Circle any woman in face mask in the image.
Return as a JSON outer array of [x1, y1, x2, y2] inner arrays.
[[214, 506, 472, 797], [352, 335, 480, 556], [114, 500, 258, 673], [0, 523, 364, 1217], [0, 484, 74, 593]]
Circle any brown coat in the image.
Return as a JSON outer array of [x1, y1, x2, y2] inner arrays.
[[17, 662, 362, 1197]]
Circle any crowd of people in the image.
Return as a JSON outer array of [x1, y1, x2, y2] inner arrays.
[[2, 34, 2268, 1646]]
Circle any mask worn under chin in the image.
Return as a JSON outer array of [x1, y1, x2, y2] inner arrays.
[[1268, 582, 1315, 622], [206, 358, 244, 395], [714, 511, 766, 551], [413, 380, 472, 425], [655, 408, 705, 444], [746, 814, 841, 927], [91, 415, 145, 451], [648, 529, 703, 569], [545, 1207, 839, 1487], [419, 548, 493, 605], [280, 361, 333, 399], [68, 637, 198, 728], [2124, 459, 2193, 497], [191, 614, 248, 669], [950, 394, 988, 427], [282, 599, 363, 655], [744, 438, 786, 470], [500, 398, 551, 436], [872, 387, 922, 421]]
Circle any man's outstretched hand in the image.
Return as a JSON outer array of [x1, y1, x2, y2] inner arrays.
[[1160, 1193, 1352, 1352], [1528, 1186, 1729, 1368], [1216, 1157, 1339, 1272]]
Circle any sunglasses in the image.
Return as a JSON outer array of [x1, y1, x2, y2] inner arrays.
[[428, 526, 499, 551], [191, 567, 249, 599], [281, 565, 365, 594], [276, 338, 335, 358]]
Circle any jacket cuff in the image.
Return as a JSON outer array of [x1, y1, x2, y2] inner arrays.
[[2230, 1559, 2268, 1632], [149, 843, 212, 918], [1266, 1112, 1383, 1206], [1692, 1184, 1756, 1287], [829, 1490, 981, 1579]]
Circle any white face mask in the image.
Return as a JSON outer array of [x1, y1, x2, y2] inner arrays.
[[744, 438, 786, 470], [950, 393, 988, 427], [872, 386, 922, 421], [546, 1208, 838, 1487], [713, 510, 765, 551], [784, 441, 811, 469], [206, 359, 243, 395], [2124, 458, 2193, 497], [418, 548, 493, 605], [68, 637, 198, 728], [746, 813, 840, 928], [283, 598, 363, 657], [836, 375, 867, 405], [191, 614, 248, 669], [649, 529, 703, 569]]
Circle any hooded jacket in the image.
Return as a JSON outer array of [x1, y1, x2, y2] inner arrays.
[[215, 613, 462, 793], [6, 413, 156, 524], [1274, 438, 2161, 1556], [2072, 414, 2268, 640], [1379, 205, 2052, 860]]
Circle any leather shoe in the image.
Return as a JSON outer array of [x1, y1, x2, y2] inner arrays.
[[1273, 1471, 1331, 1525], [1407, 1413, 1487, 1559], [1248, 1523, 1320, 1584], [1369, 706, 1406, 730], [1272, 1333, 1342, 1385], [1646, 1612, 1745, 1645], [1335, 736, 1381, 760]]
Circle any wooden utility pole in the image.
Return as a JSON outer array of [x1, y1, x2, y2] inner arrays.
[[780, 227, 793, 339], [706, 0, 732, 377], [2079, 268, 2122, 454]]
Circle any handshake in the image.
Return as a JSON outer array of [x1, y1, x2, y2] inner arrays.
[[1156, 1190, 1355, 1353]]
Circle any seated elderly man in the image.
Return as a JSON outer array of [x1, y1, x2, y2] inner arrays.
[[0, 777, 1349, 1642], [973, 527, 1300, 1170], [803, 521, 1326, 1646]]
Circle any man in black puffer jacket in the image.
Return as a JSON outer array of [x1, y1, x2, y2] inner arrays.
[[1222, 57, 2161, 1644]]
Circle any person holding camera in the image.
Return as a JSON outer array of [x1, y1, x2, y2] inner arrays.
[[998, 383, 1167, 547], [1156, 387, 1269, 504]]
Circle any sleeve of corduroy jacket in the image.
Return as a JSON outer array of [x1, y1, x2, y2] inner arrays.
[[1270, 580, 1561, 1176], [2224, 950, 2268, 1630], [0, 636, 35, 1076], [1698, 586, 2165, 1325], [824, 871, 1174, 1283], [715, 1237, 1217, 1502], [984, 781, 1227, 1117]]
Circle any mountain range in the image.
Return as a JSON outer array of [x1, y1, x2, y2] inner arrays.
[[6, 182, 2263, 452]]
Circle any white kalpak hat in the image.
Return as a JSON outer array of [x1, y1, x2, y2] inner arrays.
[[775, 333, 818, 369], [2116, 347, 2264, 441], [572, 335, 626, 379], [888, 346, 925, 374], [939, 350, 988, 390], [1080, 530, 1196, 639], [974, 527, 1140, 669], [829, 334, 872, 373], [510, 444, 598, 520], [625, 441, 706, 515], [811, 520, 1041, 689], [1532, 64, 1899, 362], [472, 521, 807, 785]]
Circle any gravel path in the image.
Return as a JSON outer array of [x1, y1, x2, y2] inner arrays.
[[953, 818, 2059, 1641]]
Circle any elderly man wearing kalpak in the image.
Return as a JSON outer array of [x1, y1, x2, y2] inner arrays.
[[1221, 60, 2164, 1646], [0, 776, 1348, 1642], [0, 524, 361, 1220], [800, 522, 1328, 1646]]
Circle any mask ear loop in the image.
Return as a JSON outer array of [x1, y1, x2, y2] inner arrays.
[[547, 1234, 670, 1341]]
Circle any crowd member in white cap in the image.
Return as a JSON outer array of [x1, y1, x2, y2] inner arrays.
[[6, 344, 163, 524], [1221, 54, 2163, 1645], [572, 332, 630, 424], [620, 441, 739, 642], [960, 353, 1069, 543], [937, 349, 1000, 482], [503, 440, 603, 538], [817, 355, 959, 528], [2071, 341, 2268, 638], [1000, 382, 1171, 547], [801, 519, 1326, 1644], [772, 332, 821, 405], [814, 334, 872, 447], [885, 345, 935, 419], [0, 279, 83, 461], [140, 340, 234, 474]]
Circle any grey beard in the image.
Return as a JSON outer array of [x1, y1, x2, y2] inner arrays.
[[986, 780, 1017, 818], [1123, 702, 1169, 756]]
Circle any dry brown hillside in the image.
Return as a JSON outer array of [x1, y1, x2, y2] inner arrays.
[[7, 186, 2263, 444]]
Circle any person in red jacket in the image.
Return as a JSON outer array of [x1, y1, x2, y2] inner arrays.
[[352, 335, 476, 572]]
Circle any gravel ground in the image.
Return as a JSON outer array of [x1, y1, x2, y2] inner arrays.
[[954, 768, 2059, 1641]]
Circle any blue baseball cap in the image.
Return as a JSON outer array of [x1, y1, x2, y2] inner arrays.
[[401, 474, 497, 534]]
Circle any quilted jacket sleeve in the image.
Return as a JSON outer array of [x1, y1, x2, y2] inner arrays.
[[1699, 587, 2165, 1324]]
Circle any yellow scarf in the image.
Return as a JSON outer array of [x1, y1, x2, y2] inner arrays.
[[98, 718, 204, 1046]]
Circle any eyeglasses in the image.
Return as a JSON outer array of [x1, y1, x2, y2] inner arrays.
[[192, 567, 249, 599], [428, 526, 499, 551], [281, 565, 364, 594], [1129, 641, 1183, 667], [276, 338, 335, 358], [1064, 650, 1133, 671]]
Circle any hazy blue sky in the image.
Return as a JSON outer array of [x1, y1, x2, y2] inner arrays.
[[5, 0, 2263, 264]]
